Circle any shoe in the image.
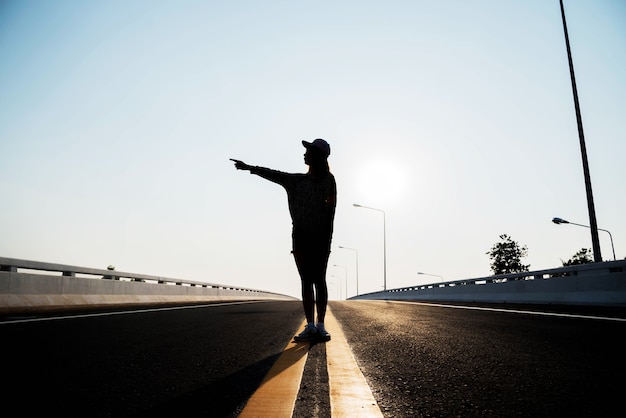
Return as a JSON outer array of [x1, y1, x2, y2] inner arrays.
[[316, 323, 331, 341], [294, 324, 318, 342]]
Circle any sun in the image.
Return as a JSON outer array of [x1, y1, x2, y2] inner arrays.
[[355, 158, 409, 206]]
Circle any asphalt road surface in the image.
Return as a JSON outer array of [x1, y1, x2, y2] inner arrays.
[[2, 300, 626, 417]]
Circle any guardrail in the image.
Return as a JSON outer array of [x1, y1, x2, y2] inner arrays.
[[0, 256, 297, 314], [350, 260, 626, 307]]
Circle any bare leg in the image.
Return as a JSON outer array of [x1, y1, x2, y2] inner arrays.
[[315, 281, 328, 323], [301, 280, 315, 324]]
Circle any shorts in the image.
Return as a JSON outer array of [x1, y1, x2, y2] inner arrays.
[[292, 229, 331, 285]]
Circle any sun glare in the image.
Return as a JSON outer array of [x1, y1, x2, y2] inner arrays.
[[355, 158, 409, 206]]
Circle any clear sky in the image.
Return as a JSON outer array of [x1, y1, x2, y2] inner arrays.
[[1, 0, 624, 300]]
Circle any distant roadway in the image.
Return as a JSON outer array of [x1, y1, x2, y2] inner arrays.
[[3, 300, 625, 417]]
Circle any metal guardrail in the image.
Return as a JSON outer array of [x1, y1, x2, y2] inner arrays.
[[351, 259, 626, 300], [0, 256, 288, 298]]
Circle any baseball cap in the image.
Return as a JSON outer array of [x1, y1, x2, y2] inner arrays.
[[302, 138, 331, 157]]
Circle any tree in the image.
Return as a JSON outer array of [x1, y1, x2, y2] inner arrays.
[[487, 234, 530, 275], [562, 248, 593, 267]]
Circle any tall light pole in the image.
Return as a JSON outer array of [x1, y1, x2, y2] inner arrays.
[[417, 272, 444, 282], [559, 0, 602, 262], [353, 203, 387, 291], [552, 217, 616, 260], [328, 281, 340, 300], [339, 246, 359, 296], [333, 264, 347, 300]]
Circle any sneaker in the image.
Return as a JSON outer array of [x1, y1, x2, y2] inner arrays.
[[316, 323, 331, 341], [294, 324, 318, 342]]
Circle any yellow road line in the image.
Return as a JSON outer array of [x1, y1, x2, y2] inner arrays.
[[240, 311, 383, 417], [238, 319, 309, 418], [325, 307, 384, 417]]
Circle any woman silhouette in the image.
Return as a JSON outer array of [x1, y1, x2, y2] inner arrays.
[[231, 139, 336, 341]]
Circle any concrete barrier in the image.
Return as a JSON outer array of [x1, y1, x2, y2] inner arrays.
[[351, 260, 626, 307], [0, 257, 297, 315]]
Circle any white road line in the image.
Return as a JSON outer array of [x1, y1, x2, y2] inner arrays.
[[388, 300, 626, 322], [0, 301, 268, 325]]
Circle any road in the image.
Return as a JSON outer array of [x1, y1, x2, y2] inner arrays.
[[2, 300, 626, 417]]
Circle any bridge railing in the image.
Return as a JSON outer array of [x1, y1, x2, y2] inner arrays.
[[351, 260, 626, 307], [0, 256, 297, 314], [0, 256, 252, 290]]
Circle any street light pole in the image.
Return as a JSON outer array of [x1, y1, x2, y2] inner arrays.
[[338, 246, 359, 296], [333, 265, 347, 300], [559, 0, 602, 262], [353, 203, 387, 291], [328, 281, 340, 300], [552, 217, 616, 260]]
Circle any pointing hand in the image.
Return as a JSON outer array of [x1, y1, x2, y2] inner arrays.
[[230, 158, 250, 171]]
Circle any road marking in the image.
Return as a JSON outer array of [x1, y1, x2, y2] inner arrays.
[[391, 300, 626, 322], [0, 301, 270, 325], [239, 309, 383, 417], [238, 319, 310, 418], [325, 306, 384, 417]]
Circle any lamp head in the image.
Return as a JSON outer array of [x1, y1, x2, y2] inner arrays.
[[552, 217, 569, 224]]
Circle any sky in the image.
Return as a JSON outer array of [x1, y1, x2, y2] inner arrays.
[[1, 0, 625, 300]]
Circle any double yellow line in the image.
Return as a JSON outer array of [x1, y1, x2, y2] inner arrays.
[[239, 306, 383, 417]]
